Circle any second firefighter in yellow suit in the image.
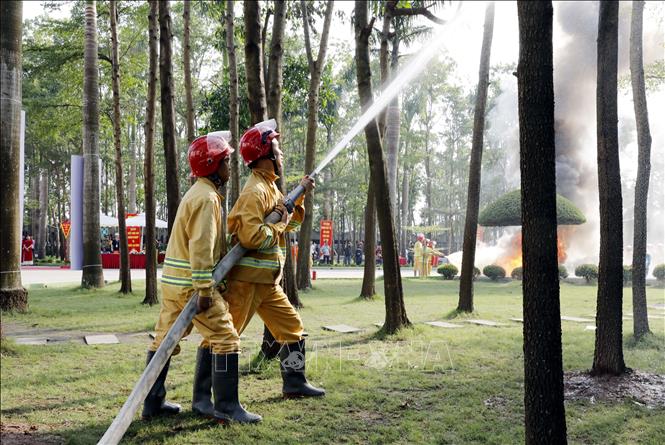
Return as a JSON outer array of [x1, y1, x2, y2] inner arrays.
[[413, 233, 425, 277], [224, 119, 325, 410]]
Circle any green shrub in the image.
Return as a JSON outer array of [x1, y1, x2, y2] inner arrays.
[[511, 267, 523, 280], [653, 264, 665, 281], [483, 265, 506, 281], [575, 264, 598, 283], [623, 265, 632, 286], [437, 263, 458, 280], [558, 265, 569, 280]]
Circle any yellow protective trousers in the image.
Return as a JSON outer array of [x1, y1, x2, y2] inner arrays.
[[149, 288, 240, 355], [223, 279, 304, 344]]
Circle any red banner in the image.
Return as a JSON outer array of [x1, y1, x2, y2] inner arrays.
[[126, 213, 141, 253], [320, 220, 333, 250], [60, 220, 71, 239]]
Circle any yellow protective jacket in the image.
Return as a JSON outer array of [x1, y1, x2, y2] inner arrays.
[[161, 178, 226, 300], [227, 167, 304, 284]]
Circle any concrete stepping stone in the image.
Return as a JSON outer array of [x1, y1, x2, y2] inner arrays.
[[14, 337, 48, 345], [464, 319, 508, 327], [561, 316, 594, 323], [424, 321, 464, 328], [322, 324, 363, 333], [509, 318, 523, 323], [85, 334, 119, 345], [585, 325, 596, 331]]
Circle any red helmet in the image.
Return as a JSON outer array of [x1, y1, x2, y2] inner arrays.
[[188, 131, 234, 177], [417, 233, 425, 241], [239, 119, 280, 167]]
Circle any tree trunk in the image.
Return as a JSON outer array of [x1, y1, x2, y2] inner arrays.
[[37, 170, 48, 259], [183, 0, 195, 144], [110, 0, 132, 294], [243, 0, 267, 124], [127, 123, 137, 214], [0, 0, 28, 311], [592, 1, 626, 376], [262, 0, 299, 360], [516, 2, 567, 443], [355, 0, 409, 334], [400, 164, 410, 256], [81, 0, 104, 289], [458, 2, 495, 313], [225, 0, 240, 208], [159, 0, 181, 240], [630, 0, 651, 339], [143, 0, 160, 306], [360, 182, 376, 299], [296, 0, 335, 291]]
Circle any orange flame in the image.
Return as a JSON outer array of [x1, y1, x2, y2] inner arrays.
[[496, 229, 569, 273]]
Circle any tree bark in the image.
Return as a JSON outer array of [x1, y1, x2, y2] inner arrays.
[[516, 2, 567, 443], [355, 0, 409, 334], [630, 0, 651, 339], [143, 0, 160, 306], [37, 170, 48, 259], [296, 0, 335, 291], [0, 0, 28, 311], [81, 0, 104, 289], [458, 2, 495, 313], [360, 181, 377, 299], [592, 0, 626, 376], [183, 0, 195, 144], [159, 0, 181, 240], [110, 0, 132, 294], [243, 1, 267, 124], [225, 0, 240, 208], [127, 123, 137, 213]]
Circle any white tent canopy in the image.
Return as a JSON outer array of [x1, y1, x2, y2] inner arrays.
[[100, 213, 119, 227], [125, 213, 168, 228]]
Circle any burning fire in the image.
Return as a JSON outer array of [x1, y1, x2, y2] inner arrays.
[[496, 228, 570, 272]]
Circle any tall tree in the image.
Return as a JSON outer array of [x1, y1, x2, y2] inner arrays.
[[81, 0, 104, 289], [592, 1, 626, 376], [516, 2, 567, 442], [296, 0, 335, 290], [243, 1, 267, 124], [183, 0, 195, 144], [159, 0, 181, 239], [110, 0, 132, 294], [225, 0, 240, 207], [457, 2, 495, 313], [143, 0, 160, 306], [630, 0, 651, 339], [360, 181, 377, 298], [355, 0, 409, 333], [0, 0, 28, 311], [37, 171, 48, 259]]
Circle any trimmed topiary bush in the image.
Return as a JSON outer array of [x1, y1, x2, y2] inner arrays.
[[511, 267, 523, 280], [478, 189, 586, 226], [575, 264, 598, 283], [483, 264, 506, 281], [653, 264, 665, 282], [558, 265, 569, 280], [437, 263, 458, 280], [623, 265, 632, 286]]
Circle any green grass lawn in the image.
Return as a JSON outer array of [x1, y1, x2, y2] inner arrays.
[[1, 278, 664, 444]]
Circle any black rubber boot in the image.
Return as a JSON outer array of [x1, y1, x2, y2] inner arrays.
[[212, 353, 262, 424], [142, 351, 181, 420], [279, 339, 325, 398], [192, 347, 214, 417]]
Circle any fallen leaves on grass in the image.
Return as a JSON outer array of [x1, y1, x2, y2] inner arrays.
[[0, 423, 63, 445]]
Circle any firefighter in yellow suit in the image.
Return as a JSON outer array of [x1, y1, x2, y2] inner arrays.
[[424, 240, 445, 277], [144, 131, 241, 422], [223, 119, 325, 414], [413, 233, 425, 277]]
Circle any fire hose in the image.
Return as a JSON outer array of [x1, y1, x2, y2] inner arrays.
[[97, 183, 308, 445]]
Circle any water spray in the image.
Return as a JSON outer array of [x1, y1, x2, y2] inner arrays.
[[98, 6, 463, 444]]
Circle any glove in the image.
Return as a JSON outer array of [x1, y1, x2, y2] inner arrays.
[[196, 294, 212, 314]]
